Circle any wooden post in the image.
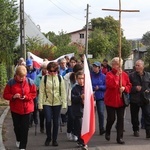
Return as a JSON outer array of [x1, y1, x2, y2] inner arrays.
[[102, 0, 139, 89]]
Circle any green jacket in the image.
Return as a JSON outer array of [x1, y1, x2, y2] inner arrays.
[[38, 74, 67, 109]]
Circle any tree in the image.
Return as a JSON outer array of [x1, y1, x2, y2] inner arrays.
[[141, 31, 150, 70], [89, 16, 131, 60], [141, 31, 150, 46], [0, 0, 19, 79]]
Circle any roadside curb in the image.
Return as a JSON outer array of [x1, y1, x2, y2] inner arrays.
[[0, 106, 10, 150]]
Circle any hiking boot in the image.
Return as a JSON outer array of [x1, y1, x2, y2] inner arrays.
[[100, 129, 106, 135], [52, 141, 58, 146], [105, 133, 110, 141], [134, 131, 139, 137], [45, 138, 51, 146]]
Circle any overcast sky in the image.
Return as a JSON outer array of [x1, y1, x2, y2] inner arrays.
[[17, 0, 150, 39]]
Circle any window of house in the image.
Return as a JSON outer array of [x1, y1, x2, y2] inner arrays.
[[80, 33, 84, 39]]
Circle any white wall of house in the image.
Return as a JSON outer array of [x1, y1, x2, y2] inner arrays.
[[69, 29, 92, 46]]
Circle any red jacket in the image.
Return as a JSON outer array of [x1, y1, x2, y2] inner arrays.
[[104, 69, 132, 108], [3, 77, 37, 115]]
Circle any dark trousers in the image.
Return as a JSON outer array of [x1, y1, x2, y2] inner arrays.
[[74, 116, 84, 145], [39, 109, 45, 129], [43, 105, 61, 142], [29, 99, 38, 125], [67, 106, 75, 134], [130, 103, 141, 131], [96, 100, 105, 131], [105, 106, 125, 140], [11, 111, 30, 149], [141, 104, 150, 131]]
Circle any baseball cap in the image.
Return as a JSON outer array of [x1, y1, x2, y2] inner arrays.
[[26, 59, 33, 66], [92, 61, 101, 67]]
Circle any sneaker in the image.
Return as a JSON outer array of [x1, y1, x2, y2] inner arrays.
[[20, 149, 25, 150], [67, 132, 73, 141], [72, 134, 78, 141], [16, 141, 20, 148], [81, 145, 88, 150], [134, 131, 139, 137]]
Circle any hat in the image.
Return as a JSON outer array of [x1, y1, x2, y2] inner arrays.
[[92, 61, 101, 67], [26, 59, 33, 66]]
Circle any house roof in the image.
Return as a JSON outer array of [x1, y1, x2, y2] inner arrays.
[[68, 28, 93, 34], [132, 46, 147, 52], [16, 12, 53, 46]]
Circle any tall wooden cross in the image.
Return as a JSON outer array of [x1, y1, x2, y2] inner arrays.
[[102, 0, 139, 87]]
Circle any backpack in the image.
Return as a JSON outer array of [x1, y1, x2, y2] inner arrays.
[[44, 75, 61, 98]]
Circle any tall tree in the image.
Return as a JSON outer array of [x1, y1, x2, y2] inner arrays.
[[89, 16, 131, 60], [0, 0, 19, 79]]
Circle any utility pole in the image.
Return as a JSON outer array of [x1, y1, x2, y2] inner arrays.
[[102, 0, 139, 87], [20, 0, 26, 60], [85, 4, 89, 58]]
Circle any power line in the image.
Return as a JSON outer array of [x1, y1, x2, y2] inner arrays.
[[48, 0, 84, 21]]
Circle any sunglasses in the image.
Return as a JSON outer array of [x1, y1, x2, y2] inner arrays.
[[49, 70, 57, 72]]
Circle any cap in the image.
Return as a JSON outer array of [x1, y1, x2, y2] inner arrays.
[[92, 61, 101, 67], [26, 59, 33, 66]]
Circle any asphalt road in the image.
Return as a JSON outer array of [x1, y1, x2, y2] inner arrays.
[[3, 106, 150, 150]]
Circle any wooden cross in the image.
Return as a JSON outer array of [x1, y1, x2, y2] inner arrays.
[[102, 0, 139, 88]]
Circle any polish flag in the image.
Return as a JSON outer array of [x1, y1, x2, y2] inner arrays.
[[81, 55, 95, 144]]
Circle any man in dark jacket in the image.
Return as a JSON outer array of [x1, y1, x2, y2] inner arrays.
[[129, 59, 150, 138]]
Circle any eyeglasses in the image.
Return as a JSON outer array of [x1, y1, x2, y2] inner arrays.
[[49, 70, 57, 72]]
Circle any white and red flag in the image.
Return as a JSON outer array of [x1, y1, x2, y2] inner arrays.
[[81, 55, 95, 144]]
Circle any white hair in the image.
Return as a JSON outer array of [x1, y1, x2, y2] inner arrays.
[[111, 57, 123, 66]]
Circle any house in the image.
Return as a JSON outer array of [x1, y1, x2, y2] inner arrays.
[[16, 12, 53, 46], [68, 28, 92, 46]]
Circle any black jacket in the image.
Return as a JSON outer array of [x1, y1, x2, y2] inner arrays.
[[129, 71, 150, 104], [71, 84, 84, 117]]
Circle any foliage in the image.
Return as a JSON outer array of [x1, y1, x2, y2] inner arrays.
[[141, 31, 150, 46], [0, 0, 19, 63], [25, 37, 57, 60], [89, 16, 131, 60], [141, 31, 150, 70], [0, 0, 19, 84], [0, 63, 7, 91]]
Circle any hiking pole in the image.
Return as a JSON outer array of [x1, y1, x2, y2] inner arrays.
[[35, 124, 37, 136]]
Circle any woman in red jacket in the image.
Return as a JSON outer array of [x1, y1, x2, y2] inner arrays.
[[3, 65, 36, 150], [104, 57, 132, 144]]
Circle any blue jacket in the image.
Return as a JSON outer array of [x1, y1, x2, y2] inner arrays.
[[91, 70, 106, 100], [26, 68, 40, 81]]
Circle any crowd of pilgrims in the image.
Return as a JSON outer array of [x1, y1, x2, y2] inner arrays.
[[3, 54, 150, 150]]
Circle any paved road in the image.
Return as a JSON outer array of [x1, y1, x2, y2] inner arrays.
[[3, 107, 150, 150]]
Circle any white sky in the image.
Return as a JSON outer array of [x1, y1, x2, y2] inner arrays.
[[17, 0, 150, 39]]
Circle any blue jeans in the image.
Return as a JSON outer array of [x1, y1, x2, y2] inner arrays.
[[43, 105, 61, 142], [96, 100, 105, 131]]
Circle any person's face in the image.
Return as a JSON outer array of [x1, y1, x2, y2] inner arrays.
[[135, 61, 144, 73], [26, 65, 33, 70], [103, 61, 108, 67], [60, 61, 66, 69], [112, 62, 120, 70], [16, 75, 25, 82], [42, 68, 48, 74], [76, 74, 84, 86], [48, 67, 57, 76], [69, 60, 76, 68], [92, 65, 100, 73]]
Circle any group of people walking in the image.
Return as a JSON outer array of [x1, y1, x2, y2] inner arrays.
[[3, 55, 150, 150]]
